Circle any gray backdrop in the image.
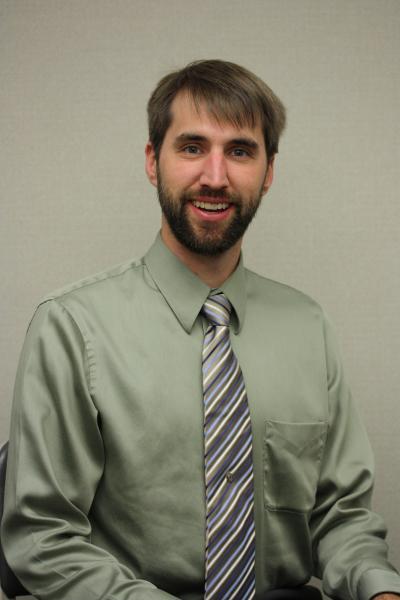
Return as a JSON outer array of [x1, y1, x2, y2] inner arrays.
[[1, 1, 399, 597]]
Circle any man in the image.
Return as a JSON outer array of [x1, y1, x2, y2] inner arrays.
[[2, 60, 400, 600]]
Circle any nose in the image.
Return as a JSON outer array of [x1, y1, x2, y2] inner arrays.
[[199, 151, 229, 189]]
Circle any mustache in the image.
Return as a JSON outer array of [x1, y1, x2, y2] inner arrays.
[[183, 187, 240, 203]]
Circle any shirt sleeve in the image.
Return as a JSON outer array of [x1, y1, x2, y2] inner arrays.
[[1, 299, 177, 600], [309, 313, 400, 600]]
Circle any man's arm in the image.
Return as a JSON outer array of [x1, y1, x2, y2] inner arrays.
[[2, 299, 177, 600], [309, 314, 400, 600]]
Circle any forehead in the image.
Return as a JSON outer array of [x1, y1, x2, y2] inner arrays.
[[166, 92, 264, 143]]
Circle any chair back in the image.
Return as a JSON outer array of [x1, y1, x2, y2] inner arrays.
[[0, 441, 29, 598]]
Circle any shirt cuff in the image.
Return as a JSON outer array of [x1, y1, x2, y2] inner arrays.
[[358, 568, 400, 600]]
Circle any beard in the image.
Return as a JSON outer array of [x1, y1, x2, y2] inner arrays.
[[156, 167, 264, 256]]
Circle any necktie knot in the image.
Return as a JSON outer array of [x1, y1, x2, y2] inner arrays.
[[201, 293, 232, 327]]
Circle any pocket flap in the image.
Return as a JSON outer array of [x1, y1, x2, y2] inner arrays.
[[263, 420, 327, 513]]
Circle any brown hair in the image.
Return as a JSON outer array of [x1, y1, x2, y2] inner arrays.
[[147, 59, 286, 162]]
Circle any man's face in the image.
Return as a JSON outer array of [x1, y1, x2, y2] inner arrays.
[[146, 92, 274, 256]]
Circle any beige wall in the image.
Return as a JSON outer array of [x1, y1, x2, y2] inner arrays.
[[1, 0, 399, 594]]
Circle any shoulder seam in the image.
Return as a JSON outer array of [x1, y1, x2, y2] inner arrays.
[[41, 258, 144, 303]]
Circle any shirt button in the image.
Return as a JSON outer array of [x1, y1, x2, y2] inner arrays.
[[226, 470, 235, 483]]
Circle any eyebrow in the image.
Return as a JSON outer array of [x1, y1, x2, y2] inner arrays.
[[173, 133, 207, 146], [173, 133, 260, 151]]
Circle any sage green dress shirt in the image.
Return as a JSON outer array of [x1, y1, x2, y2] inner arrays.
[[3, 234, 400, 600]]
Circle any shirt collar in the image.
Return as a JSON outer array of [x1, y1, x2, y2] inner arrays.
[[144, 233, 247, 334]]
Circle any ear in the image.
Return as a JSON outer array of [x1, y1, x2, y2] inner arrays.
[[145, 142, 158, 187], [262, 155, 275, 195]]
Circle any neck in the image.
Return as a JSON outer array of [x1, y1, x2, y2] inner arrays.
[[160, 222, 242, 288]]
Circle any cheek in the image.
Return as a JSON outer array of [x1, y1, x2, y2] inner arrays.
[[161, 159, 201, 191], [233, 172, 263, 197]]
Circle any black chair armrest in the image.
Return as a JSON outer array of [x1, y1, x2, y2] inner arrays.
[[263, 585, 322, 599]]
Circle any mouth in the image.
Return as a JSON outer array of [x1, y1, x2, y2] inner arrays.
[[191, 199, 230, 212], [188, 197, 235, 222]]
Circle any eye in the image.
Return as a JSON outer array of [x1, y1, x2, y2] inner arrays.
[[182, 145, 202, 155], [230, 147, 251, 158]]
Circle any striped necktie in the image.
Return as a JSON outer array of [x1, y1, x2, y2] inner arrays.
[[201, 292, 256, 600]]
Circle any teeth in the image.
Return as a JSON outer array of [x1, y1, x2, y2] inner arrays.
[[193, 201, 229, 211]]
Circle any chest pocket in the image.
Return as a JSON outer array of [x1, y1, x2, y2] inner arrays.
[[263, 420, 327, 513]]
